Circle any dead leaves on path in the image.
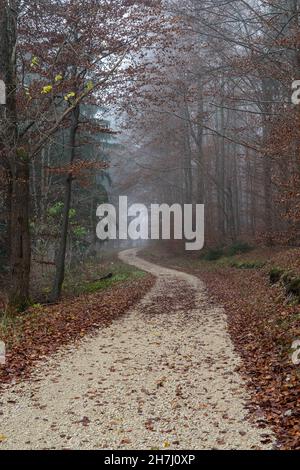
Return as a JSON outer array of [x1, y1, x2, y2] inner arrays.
[[141, 249, 300, 450], [142, 280, 196, 317], [199, 268, 300, 450], [0, 276, 155, 386]]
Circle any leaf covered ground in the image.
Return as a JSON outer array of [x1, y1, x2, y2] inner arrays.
[[141, 245, 300, 450], [0, 260, 155, 387], [0, 250, 274, 450]]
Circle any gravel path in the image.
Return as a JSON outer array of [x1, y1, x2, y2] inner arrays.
[[0, 249, 274, 450]]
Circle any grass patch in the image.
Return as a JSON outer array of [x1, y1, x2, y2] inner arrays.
[[230, 260, 265, 270], [61, 259, 146, 297], [269, 267, 285, 285], [80, 269, 146, 295], [268, 267, 300, 304], [226, 241, 253, 257], [201, 242, 252, 262], [282, 275, 300, 303], [216, 257, 265, 270], [202, 248, 224, 261]]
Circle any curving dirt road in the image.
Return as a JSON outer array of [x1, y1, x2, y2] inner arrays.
[[0, 249, 274, 450]]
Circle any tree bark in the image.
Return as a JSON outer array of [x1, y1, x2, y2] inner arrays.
[[9, 153, 31, 309], [216, 95, 226, 240], [261, 78, 274, 243], [196, 78, 205, 204], [50, 106, 80, 302], [0, 0, 31, 310]]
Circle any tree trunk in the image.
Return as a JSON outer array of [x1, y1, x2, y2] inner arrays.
[[196, 78, 205, 204], [50, 106, 79, 302], [261, 78, 274, 243], [1, 0, 31, 310], [216, 97, 226, 240], [9, 154, 31, 309]]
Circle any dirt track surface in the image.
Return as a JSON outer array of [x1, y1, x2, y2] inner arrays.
[[0, 249, 274, 450]]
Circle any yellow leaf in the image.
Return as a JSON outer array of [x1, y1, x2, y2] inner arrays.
[[24, 87, 31, 98], [85, 80, 94, 91], [55, 74, 63, 82], [31, 56, 39, 67], [41, 85, 53, 94], [0, 434, 7, 443], [64, 91, 76, 101], [163, 441, 170, 448]]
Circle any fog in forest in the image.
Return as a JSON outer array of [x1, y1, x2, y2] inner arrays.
[[1, 0, 300, 452]]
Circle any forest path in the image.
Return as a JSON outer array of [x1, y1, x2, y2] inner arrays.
[[0, 249, 274, 450]]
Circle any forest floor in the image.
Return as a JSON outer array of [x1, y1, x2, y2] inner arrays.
[[0, 249, 275, 450], [0, 255, 153, 386], [141, 244, 300, 450]]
